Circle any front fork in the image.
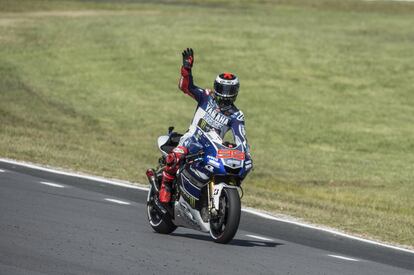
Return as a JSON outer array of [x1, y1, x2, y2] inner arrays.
[[208, 179, 218, 216], [209, 181, 243, 215]]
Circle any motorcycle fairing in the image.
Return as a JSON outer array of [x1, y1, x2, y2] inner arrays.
[[173, 197, 210, 232], [194, 128, 250, 179], [180, 172, 201, 200], [178, 167, 210, 210]]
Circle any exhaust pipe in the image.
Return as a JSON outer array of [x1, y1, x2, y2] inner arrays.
[[146, 169, 159, 192], [146, 168, 169, 215]]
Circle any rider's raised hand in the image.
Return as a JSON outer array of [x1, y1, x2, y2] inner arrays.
[[182, 48, 194, 69]]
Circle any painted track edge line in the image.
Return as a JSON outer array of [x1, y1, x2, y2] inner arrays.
[[0, 158, 149, 191], [328, 255, 359, 262], [241, 208, 414, 254], [246, 234, 274, 242], [105, 198, 131, 205], [1, 158, 413, 254], [40, 181, 65, 188]]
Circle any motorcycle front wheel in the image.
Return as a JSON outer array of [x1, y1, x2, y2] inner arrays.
[[209, 188, 241, 244]]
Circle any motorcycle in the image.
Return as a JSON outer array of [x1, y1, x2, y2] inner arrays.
[[146, 126, 252, 243]]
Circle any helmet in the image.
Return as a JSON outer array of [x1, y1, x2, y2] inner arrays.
[[214, 72, 239, 108]]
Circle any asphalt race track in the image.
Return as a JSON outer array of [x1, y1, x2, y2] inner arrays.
[[1, 160, 413, 275]]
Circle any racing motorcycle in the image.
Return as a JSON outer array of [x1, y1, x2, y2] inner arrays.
[[146, 126, 252, 244]]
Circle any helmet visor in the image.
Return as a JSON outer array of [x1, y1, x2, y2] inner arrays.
[[216, 95, 236, 107], [214, 82, 239, 98]]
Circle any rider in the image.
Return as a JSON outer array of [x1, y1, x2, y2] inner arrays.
[[159, 48, 252, 203]]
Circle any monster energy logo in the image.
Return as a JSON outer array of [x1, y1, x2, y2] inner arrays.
[[197, 118, 212, 132], [182, 191, 197, 208], [180, 182, 198, 208], [180, 173, 200, 208], [188, 196, 196, 208]]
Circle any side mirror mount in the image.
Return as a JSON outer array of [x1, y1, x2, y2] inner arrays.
[[168, 126, 174, 135]]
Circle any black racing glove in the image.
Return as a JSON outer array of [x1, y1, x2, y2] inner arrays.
[[182, 48, 194, 70]]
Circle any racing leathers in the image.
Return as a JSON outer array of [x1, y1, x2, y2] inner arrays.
[[159, 66, 252, 203]]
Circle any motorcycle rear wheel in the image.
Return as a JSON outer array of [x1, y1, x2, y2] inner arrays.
[[209, 188, 241, 244], [146, 186, 177, 234]]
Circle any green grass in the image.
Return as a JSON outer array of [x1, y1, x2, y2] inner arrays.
[[1, 0, 414, 247]]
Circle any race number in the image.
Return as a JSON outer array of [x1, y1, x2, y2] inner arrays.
[[217, 149, 245, 160]]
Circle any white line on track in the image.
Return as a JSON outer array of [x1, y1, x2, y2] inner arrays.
[[1, 158, 414, 255], [241, 208, 414, 254], [0, 158, 148, 191], [0, 169, 5, 172], [328, 254, 360, 262], [105, 198, 131, 205], [246, 234, 274, 242], [40, 181, 65, 188]]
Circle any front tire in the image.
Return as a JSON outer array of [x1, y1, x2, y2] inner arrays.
[[209, 188, 241, 244], [146, 186, 177, 234]]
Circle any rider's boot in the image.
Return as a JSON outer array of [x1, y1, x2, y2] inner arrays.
[[159, 171, 174, 203], [159, 146, 188, 203]]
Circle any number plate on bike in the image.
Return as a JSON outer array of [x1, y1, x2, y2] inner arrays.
[[217, 149, 245, 160]]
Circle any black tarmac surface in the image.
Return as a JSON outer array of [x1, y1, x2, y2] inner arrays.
[[1, 161, 413, 275]]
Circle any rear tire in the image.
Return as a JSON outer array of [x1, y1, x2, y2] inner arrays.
[[146, 186, 177, 234], [209, 188, 241, 244]]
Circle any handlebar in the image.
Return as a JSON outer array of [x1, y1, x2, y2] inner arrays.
[[185, 151, 204, 161]]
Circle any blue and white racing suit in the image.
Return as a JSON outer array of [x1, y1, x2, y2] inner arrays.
[[159, 66, 252, 202], [178, 66, 250, 157]]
